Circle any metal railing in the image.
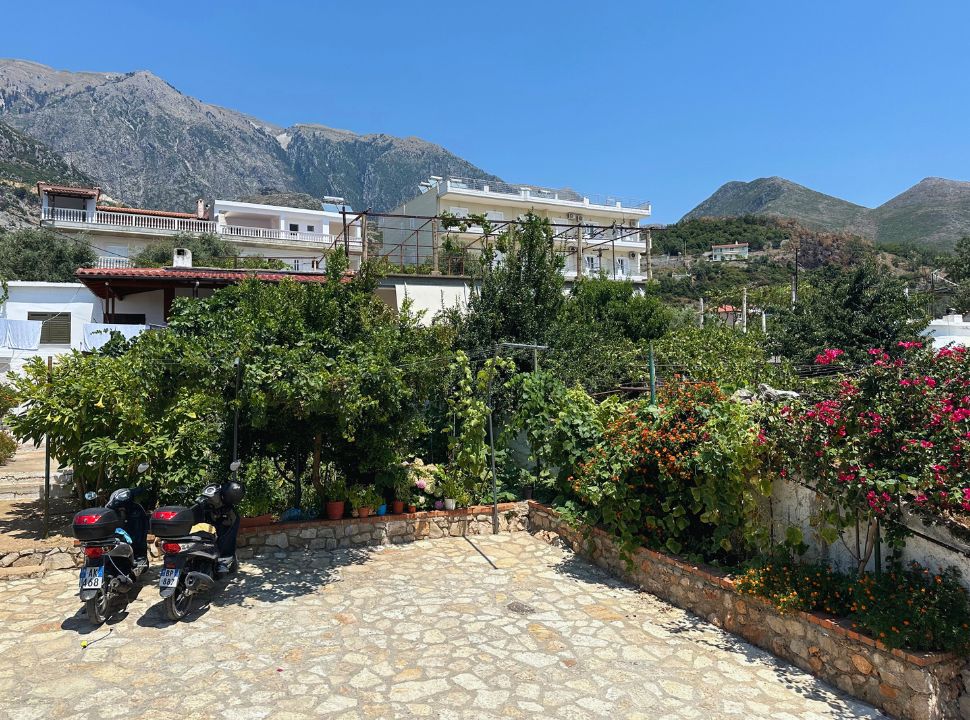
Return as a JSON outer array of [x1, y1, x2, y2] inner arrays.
[[441, 177, 650, 211], [94, 256, 134, 269], [41, 207, 362, 251]]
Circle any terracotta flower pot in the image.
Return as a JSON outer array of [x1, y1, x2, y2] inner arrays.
[[358, 506, 372, 518], [325, 501, 345, 521], [392, 500, 405, 514], [408, 504, 417, 514], [239, 513, 274, 528]]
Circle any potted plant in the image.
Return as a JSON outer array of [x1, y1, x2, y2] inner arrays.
[[439, 474, 462, 511], [349, 484, 378, 518], [325, 475, 348, 521], [392, 475, 411, 514], [237, 460, 277, 527]]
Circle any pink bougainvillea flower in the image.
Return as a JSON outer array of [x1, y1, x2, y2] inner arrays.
[[814, 348, 845, 365]]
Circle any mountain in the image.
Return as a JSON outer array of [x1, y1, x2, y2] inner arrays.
[[683, 176, 970, 251], [683, 177, 873, 237], [870, 177, 970, 250], [0, 59, 497, 213], [0, 118, 92, 229]]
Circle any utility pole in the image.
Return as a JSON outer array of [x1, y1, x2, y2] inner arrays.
[[360, 212, 368, 262], [575, 220, 584, 279], [648, 343, 657, 405], [741, 287, 748, 333], [699, 297, 705, 327], [791, 244, 800, 306], [761, 310, 767, 334]]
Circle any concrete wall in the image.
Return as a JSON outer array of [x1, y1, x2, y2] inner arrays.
[[771, 479, 970, 592]]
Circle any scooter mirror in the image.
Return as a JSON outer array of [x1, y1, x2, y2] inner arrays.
[[229, 460, 242, 472], [137, 462, 150, 474], [84, 491, 97, 501]]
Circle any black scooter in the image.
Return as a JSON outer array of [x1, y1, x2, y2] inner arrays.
[[71, 487, 149, 625], [150, 481, 242, 621]]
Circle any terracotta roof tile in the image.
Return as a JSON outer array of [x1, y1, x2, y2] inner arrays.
[[75, 266, 337, 283], [96, 205, 200, 220]]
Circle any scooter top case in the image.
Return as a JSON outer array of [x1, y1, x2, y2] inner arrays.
[[73, 507, 121, 542]]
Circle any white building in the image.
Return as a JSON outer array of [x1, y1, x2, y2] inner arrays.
[[37, 184, 363, 272], [710, 243, 749, 262], [922, 313, 969, 349], [382, 176, 651, 282]]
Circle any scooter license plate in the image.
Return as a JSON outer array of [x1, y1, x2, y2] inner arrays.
[[159, 568, 180, 588], [79, 566, 104, 590]]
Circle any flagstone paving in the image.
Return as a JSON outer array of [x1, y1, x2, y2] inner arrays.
[[0, 532, 880, 719]]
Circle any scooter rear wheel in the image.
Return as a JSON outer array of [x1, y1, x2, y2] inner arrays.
[[163, 578, 192, 621], [84, 587, 110, 626]]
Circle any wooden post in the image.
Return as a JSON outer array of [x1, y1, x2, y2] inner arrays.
[[646, 228, 653, 281], [575, 222, 584, 279], [360, 213, 368, 262]]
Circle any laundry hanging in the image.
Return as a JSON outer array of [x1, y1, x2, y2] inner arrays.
[[0, 319, 43, 350], [82, 323, 149, 351]]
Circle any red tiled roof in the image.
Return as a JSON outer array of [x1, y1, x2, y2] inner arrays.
[[96, 205, 200, 220], [711, 243, 749, 249], [75, 266, 334, 283], [37, 182, 101, 199]]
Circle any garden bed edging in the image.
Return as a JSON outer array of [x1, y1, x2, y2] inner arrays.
[[527, 501, 970, 720], [235, 501, 529, 556]]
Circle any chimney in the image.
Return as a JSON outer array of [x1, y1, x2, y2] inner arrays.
[[196, 198, 205, 219], [173, 247, 193, 268], [203, 202, 211, 221]]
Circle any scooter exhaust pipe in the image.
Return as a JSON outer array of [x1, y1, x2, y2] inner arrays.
[[184, 571, 215, 593]]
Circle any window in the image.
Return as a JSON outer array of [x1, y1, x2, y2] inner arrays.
[[109, 313, 146, 325], [616, 257, 628, 276], [448, 206, 469, 218], [584, 255, 601, 273], [289, 223, 299, 232], [306, 225, 315, 233], [28, 312, 71, 344]]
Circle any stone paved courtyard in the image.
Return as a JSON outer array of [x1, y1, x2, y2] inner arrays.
[[0, 532, 882, 719]]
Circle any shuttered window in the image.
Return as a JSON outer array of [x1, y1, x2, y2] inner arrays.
[[27, 312, 72, 344]]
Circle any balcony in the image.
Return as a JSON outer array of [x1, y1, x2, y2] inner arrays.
[[439, 177, 651, 214], [41, 208, 362, 252]]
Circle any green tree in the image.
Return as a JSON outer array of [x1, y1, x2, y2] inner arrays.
[[545, 278, 671, 392], [0, 228, 96, 281], [770, 262, 926, 365], [133, 232, 285, 269], [456, 213, 565, 351]]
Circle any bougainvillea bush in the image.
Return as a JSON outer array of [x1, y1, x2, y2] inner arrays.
[[568, 380, 768, 562], [763, 342, 969, 569]]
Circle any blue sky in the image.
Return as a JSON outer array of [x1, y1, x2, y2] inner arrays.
[[4, 1, 969, 222]]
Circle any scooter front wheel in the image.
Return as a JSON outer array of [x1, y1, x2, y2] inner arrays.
[[84, 587, 110, 626], [163, 578, 192, 621]]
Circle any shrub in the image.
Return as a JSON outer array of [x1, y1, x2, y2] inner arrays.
[[0, 430, 16, 466], [736, 557, 970, 653]]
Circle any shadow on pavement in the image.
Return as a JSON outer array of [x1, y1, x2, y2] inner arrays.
[[60, 580, 151, 634], [134, 546, 374, 628]]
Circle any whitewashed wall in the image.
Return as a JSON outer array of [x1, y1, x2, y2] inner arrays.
[[770, 478, 970, 591]]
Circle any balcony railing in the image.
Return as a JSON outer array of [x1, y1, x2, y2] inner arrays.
[[441, 177, 650, 212], [41, 207, 362, 251], [94, 256, 134, 269]]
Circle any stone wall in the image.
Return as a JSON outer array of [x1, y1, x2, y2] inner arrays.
[[235, 502, 529, 558], [527, 501, 970, 720], [0, 545, 81, 579]]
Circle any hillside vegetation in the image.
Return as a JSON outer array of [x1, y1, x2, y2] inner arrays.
[[684, 176, 970, 252]]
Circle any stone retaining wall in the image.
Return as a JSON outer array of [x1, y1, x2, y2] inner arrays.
[[235, 501, 530, 558], [527, 501, 970, 720], [0, 545, 81, 579]]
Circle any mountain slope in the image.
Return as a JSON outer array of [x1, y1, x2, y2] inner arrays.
[[0, 117, 92, 229], [684, 176, 969, 251], [683, 176, 872, 235], [870, 177, 970, 250], [0, 59, 498, 213]]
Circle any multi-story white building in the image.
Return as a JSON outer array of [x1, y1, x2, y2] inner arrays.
[[382, 176, 651, 282], [37, 183, 363, 272], [710, 243, 749, 262]]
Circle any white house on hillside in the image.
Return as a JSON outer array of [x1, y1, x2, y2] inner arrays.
[[382, 176, 652, 282], [37, 183, 363, 272]]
